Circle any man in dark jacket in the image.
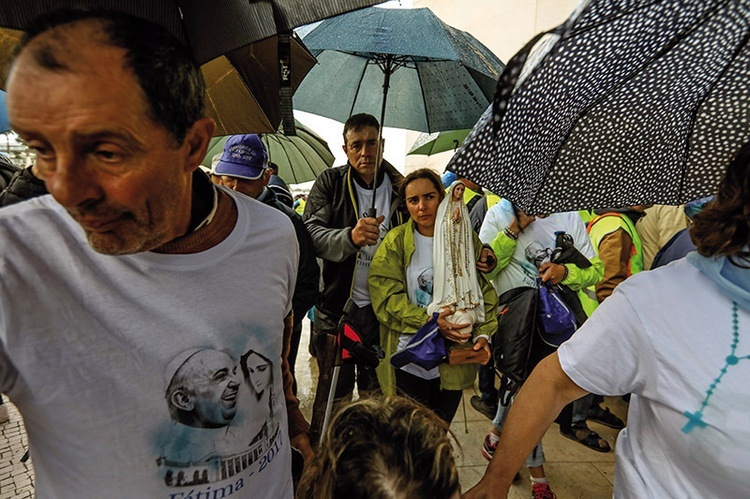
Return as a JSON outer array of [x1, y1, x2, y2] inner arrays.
[[267, 162, 294, 208], [214, 134, 320, 390], [303, 113, 405, 400]]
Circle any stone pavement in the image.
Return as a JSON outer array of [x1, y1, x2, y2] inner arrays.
[[0, 402, 33, 499], [451, 390, 623, 497]]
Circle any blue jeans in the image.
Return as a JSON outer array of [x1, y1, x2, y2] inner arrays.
[[493, 391, 545, 468]]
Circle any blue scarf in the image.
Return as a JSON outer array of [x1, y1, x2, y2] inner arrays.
[[687, 252, 750, 312]]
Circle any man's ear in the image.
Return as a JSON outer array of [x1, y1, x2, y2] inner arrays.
[[184, 117, 217, 173], [170, 390, 194, 412]]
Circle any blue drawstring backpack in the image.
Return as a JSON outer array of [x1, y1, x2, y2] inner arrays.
[[537, 281, 578, 347], [390, 313, 446, 370]]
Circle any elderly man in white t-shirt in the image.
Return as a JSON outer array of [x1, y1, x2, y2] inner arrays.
[[0, 9, 309, 498]]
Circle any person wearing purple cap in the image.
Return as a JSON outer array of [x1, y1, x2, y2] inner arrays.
[[215, 134, 319, 397], [214, 134, 270, 197]]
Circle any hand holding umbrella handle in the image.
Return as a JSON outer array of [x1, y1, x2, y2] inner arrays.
[[352, 216, 385, 247]]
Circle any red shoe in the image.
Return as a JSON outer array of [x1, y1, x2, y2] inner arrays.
[[531, 482, 557, 499], [481, 432, 497, 461]]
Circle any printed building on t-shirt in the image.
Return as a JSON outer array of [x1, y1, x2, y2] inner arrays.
[[156, 423, 279, 487]]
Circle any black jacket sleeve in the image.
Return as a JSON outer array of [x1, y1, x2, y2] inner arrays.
[[0, 166, 48, 207], [289, 213, 320, 324]]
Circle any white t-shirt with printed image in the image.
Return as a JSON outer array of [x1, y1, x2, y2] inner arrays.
[[479, 203, 596, 293], [0, 189, 297, 498], [397, 229, 440, 380]]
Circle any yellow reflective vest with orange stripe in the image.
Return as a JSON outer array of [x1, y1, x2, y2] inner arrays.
[[580, 213, 643, 316]]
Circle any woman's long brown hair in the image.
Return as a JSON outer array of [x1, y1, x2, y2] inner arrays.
[[692, 142, 750, 265]]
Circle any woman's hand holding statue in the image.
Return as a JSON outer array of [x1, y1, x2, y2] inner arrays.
[[436, 308, 472, 343]]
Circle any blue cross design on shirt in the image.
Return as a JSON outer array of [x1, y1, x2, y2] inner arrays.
[[681, 411, 707, 433]]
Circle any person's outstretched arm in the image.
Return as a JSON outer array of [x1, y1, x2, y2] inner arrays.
[[462, 352, 588, 498]]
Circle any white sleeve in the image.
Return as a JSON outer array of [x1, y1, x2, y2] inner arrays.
[[557, 284, 656, 396], [479, 200, 513, 244]]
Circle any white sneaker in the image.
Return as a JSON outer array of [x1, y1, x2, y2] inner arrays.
[[0, 404, 9, 424]]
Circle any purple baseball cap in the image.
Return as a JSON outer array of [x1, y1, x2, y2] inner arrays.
[[214, 134, 268, 180]]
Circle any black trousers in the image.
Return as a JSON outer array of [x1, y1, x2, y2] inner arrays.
[[395, 369, 463, 423]]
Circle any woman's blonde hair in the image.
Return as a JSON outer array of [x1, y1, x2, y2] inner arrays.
[[297, 395, 460, 499]]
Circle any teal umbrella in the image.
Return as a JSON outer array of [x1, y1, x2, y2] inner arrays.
[[203, 121, 334, 184], [407, 129, 471, 156], [294, 7, 505, 134], [293, 6, 504, 215]]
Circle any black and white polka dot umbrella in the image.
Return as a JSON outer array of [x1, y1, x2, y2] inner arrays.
[[448, 0, 750, 215]]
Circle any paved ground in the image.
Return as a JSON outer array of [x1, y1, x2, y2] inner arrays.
[[451, 391, 623, 497], [0, 319, 626, 498], [0, 402, 33, 499]]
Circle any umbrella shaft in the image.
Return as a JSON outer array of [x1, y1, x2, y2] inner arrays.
[[370, 59, 393, 217], [369, 124, 385, 218]]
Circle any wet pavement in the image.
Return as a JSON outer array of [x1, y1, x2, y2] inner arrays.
[[0, 318, 624, 498]]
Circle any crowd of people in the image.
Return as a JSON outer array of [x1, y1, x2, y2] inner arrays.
[[0, 6, 748, 499]]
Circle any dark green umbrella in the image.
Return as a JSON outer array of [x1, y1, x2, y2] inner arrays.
[[203, 121, 334, 184], [0, 1, 387, 135], [407, 129, 471, 156]]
